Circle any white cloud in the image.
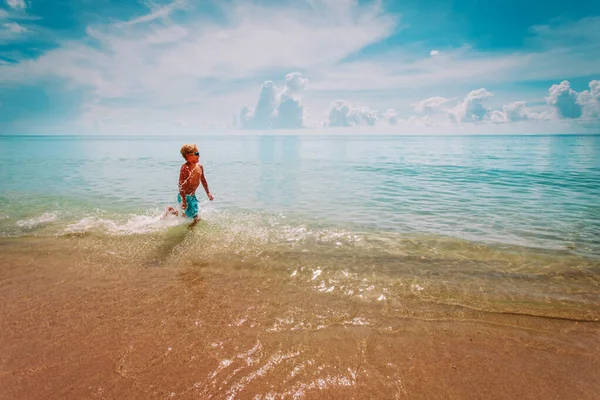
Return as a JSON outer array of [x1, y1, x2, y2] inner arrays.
[[488, 101, 552, 123], [1, 0, 395, 85], [0, 0, 396, 131], [312, 17, 600, 95], [0, 8, 38, 21], [277, 97, 304, 128], [407, 87, 554, 126], [328, 100, 378, 127], [410, 90, 494, 123], [277, 72, 308, 128], [5, 0, 26, 10], [413, 96, 451, 114], [577, 80, 600, 120], [239, 72, 308, 129], [118, 0, 187, 27], [404, 115, 434, 126], [429, 49, 439, 56], [3, 21, 26, 33], [546, 80, 582, 118], [529, 17, 600, 48], [253, 80, 278, 128], [238, 105, 253, 129], [0, 20, 28, 43], [382, 108, 398, 125], [314, 79, 597, 130], [543, 79, 600, 122], [449, 88, 493, 122], [281, 72, 308, 100], [501, 101, 530, 122]]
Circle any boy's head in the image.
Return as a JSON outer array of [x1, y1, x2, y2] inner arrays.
[[180, 143, 199, 161]]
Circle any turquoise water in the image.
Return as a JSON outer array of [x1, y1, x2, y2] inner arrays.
[[2, 134, 600, 320], [1, 134, 599, 257]]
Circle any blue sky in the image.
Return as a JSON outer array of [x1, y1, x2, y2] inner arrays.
[[0, 0, 599, 134]]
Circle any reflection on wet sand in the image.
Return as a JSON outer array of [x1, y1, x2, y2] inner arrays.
[[1, 236, 599, 399]]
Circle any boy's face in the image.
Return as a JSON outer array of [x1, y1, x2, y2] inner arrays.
[[185, 149, 199, 162]]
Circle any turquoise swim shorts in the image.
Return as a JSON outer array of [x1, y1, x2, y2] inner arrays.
[[177, 194, 199, 219]]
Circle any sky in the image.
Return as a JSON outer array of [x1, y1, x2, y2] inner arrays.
[[0, 0, 599, 135]]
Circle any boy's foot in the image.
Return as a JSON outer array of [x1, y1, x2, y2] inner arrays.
[[188, 216, 200, 228]]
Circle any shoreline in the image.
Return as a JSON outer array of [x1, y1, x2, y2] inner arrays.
[[1, 236, 599, 399]]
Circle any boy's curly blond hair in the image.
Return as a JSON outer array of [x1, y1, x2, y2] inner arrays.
[[180, 143, 198, 159]]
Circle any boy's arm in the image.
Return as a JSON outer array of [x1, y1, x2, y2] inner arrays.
[[179, 165, 189, 207], [200, 165, 214, 200]]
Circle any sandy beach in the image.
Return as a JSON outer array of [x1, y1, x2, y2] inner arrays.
[[1, 236, 598, 400]]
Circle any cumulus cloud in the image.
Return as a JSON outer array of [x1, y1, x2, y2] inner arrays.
[[404, 115, 433, 126], [430, 50, 439, 56], [412, 90, 493, 123], [409, 88, 555, 125], [483, 79, 600, 125], [382, 109, 398, 125], [546, 80, 582, 118], [449, 88, 493, 122], [328, 100, 378, 127], [328, 100, 353, 127], [239, 72, 308, 129], [501, 101, 530, 122], [243, 79, 599, 131], [238, 105, 253, 129], [413, 96, 451, 114], [281, 72, 308, 100], [488, 102, 528, 123], [577, 80, 600, 119], [277, 98, 304, 129], [253, 80, 278, 128], [545, 79, 600, 121], [319, 80, 598, 130], [488, 101, 551, 123], [277, 72, 308, 129]]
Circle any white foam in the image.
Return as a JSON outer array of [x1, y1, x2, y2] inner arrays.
[[16, 213, 58, 228], [65, 211, 183, 235], [280, 225, 359, 246]]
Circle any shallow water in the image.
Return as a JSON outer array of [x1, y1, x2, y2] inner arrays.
[[1, 134, 599, 320], [59, 221, 598, 321]]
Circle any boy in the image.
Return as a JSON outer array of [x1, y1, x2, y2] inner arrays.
[[165, 143, 214, 227]]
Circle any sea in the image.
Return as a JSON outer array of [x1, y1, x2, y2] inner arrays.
[[1, 133, 599, 321]]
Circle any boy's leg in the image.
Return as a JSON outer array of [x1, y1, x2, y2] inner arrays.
[[186, 195, 200, 227], [161, 206, 179, 219]]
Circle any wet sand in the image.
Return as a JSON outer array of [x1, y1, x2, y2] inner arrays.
[[1, 237, 599, 399]]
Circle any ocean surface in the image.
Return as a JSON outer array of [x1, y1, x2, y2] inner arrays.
[[1, 133, 599, 320]]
